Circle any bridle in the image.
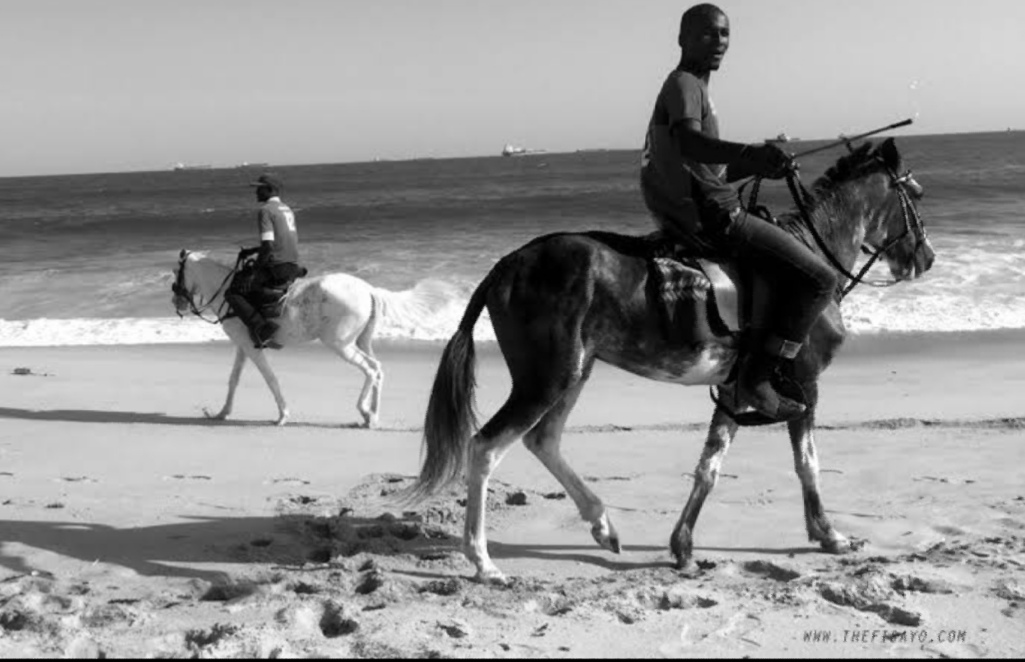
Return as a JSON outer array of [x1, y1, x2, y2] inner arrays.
[[171, 249, 237, 324], [781, 155, 928, 301]]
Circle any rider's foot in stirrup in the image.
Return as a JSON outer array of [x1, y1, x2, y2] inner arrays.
[[251, 321, 279, 349], [742, 379, 806, 421], [737, 348, 806, 421]]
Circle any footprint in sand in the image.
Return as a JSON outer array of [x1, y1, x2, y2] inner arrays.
[[57, 476, 98, 484], [166, 475, 213, 481], [659, 613, 762, 656], [583, 474, 638, 483], [921, 643, 989, 659], [933, 525, 967, 536], [268, 477, 311, 486]]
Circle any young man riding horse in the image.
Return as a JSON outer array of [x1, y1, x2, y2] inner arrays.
[[223, 173, 305, 349], [641, 3, 838, 421]]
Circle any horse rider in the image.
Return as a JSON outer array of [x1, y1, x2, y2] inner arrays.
[[640, 3, 838, 421], [224, 173, 304, 349]]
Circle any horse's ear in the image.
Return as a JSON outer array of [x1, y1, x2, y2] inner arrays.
[[879, 137, 900, 170]]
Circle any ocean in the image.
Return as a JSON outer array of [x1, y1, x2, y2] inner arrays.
[[1, 131, 1023, 347]]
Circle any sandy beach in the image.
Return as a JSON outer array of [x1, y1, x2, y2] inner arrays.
[[2, 331, 1024, 658]]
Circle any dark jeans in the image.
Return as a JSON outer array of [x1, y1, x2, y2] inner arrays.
[[722, 211, 837, 343], [225, 262, 303, 325]]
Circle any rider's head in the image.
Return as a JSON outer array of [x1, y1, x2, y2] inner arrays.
[[678, 4, 729, 74], [250, 173, 283, 203]]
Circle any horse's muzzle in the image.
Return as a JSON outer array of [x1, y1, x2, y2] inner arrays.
[[171, 294, 188, 318], [913, 241, 936, 278]]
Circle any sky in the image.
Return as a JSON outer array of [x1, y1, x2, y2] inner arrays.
[[1, 0, 1023, 177]]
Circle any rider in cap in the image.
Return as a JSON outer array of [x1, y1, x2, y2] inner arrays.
[[223, 173, 303, 349]]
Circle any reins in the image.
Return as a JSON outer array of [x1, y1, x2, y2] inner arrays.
[[740, 157, 925, 302]]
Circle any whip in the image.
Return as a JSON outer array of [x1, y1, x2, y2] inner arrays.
[[791, 118, 914, 159]]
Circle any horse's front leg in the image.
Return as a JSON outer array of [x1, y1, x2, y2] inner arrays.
[[249, 350, 290, 426], [670, 405, 738, 569], [205, 346, 246, 420], [788, 401, 852, 554]]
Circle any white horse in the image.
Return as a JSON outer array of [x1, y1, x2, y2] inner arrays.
[[171, 249, 449, 427]]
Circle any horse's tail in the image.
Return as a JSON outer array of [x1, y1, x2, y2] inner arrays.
[[403, 268, 496, 503], [369, 279, 452, 333]]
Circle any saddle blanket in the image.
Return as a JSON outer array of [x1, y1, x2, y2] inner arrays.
[[648, 255, 741, 336]]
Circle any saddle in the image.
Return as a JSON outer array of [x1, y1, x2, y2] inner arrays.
[[646, 233, 748, 339], [646, 233, 804, 426], [231, 265, 309, 321]]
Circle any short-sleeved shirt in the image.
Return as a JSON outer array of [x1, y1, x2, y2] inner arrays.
[[258, 197, 299, 265], [640, 70, 739, 233]]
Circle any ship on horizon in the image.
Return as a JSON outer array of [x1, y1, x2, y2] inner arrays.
[[766, 132, 798, 143], [502, 143, 547, 157], [171, 162, 212, 171]]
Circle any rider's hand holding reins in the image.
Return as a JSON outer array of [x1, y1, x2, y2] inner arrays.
[[739, 142, 796, 180]]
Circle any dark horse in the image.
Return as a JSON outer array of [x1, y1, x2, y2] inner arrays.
[[409, 138, 935, 584]]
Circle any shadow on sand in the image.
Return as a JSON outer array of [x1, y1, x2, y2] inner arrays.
[[0, 514, 452, 583], [0, 406, 417, 431], [0, 511, 824, 585]]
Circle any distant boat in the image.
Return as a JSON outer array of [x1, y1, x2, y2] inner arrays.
[[502, 143, 547, 157], [234, 161, 269, 169], [766, 132, 798, 143], [172, 162, 212, 171]]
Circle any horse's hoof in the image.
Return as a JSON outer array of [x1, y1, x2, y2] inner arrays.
[[591, 514, 621, 554], [820, 535, 858, 555], [203, 408, 228, 421], [275, 414, 290, 427], [474, 568, 510, 587]]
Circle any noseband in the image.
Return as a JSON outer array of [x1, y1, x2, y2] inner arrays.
[[785, 156, 927, 301]]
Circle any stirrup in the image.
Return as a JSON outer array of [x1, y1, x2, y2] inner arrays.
[[709, 340, 808, 426], [710, 386, 803, 426], [249, 322, 281, 350]]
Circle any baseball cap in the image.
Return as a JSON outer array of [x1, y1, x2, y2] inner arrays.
[[249, 173, 284, 192]]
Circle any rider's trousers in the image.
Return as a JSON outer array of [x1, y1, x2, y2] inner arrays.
[[724, 210, 838, 345]]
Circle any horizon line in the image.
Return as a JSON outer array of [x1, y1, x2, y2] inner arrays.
[[0, 127, 1018, 181]]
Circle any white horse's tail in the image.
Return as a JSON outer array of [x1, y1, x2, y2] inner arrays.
[[369, 279, 455, 337]]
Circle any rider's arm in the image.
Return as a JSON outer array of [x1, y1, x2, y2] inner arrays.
[[673, 121, 747, 167], [253, 240, 274, 267], [675, 122, 791, 182]]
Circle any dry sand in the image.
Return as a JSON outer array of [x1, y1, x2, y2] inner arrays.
[[1, 332, 1024, 658]]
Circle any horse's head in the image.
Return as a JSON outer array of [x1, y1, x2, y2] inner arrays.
[[171, 249, 196, 317], [816, 138, 935, 283], [866, 138, 935, 281]]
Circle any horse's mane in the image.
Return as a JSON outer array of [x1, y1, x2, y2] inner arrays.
[[809, 141, 877, 198], [774, 140, 882, 245]]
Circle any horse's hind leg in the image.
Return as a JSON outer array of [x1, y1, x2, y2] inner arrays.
[[788, 397, 852, 554], [325, 340, 382, 428], [464, 388, 564, 584], [205, 346, 246, 420], [522, 361, 621, 554], [670, 405, 739, 569], [355, 321, 383, 425]]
